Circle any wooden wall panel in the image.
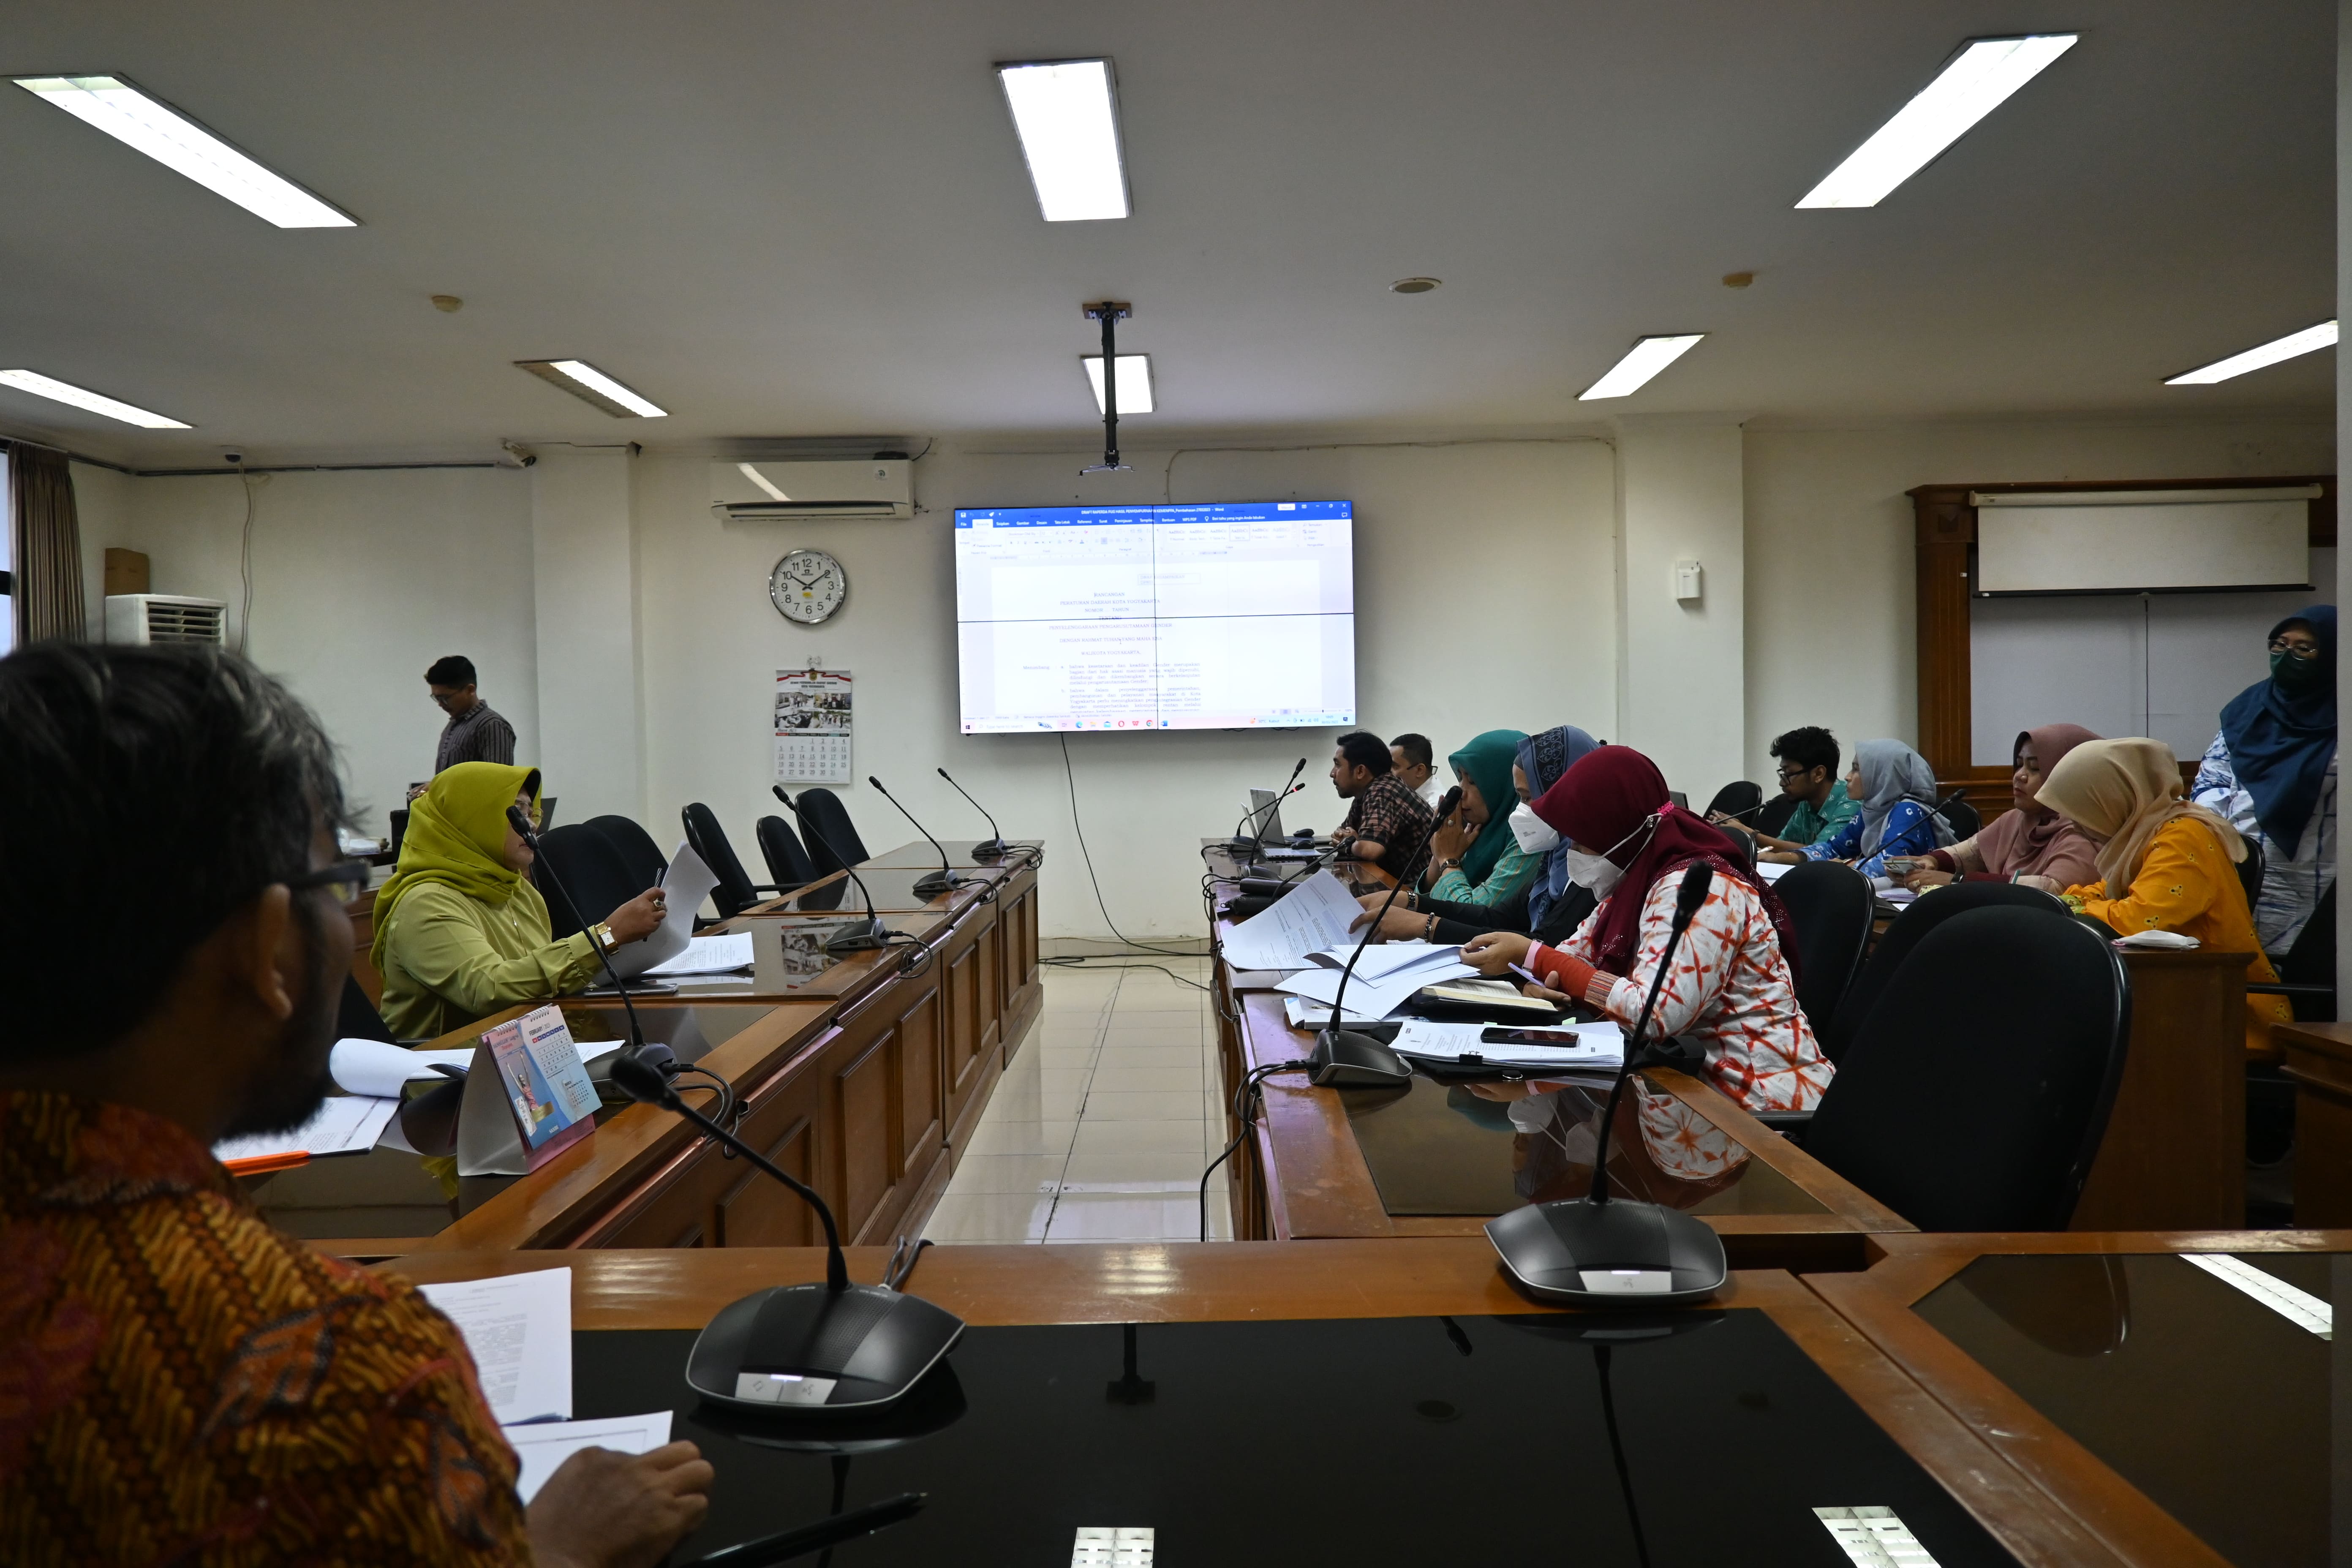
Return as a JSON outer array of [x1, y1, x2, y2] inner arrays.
[[715, 1109, 818, 1248], [832, 1025, 898, 1241]]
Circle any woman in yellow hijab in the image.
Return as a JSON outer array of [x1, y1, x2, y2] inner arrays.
[[373, 762, 664, 1039], [2029, 738, 2291, 1058]]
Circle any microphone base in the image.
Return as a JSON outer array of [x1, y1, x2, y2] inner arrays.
[[1224, 837, 1263, 860], [1309, 1027, 1414, 1088], [823, 919, 895, 955], [1484, 1196, 1728, 1307], [969, 839, 1010, 861], [911, 869, 964, 898], [686, 1281, 966, 1414]]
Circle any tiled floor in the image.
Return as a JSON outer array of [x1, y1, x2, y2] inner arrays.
[[922, 956, 1235, 1244]]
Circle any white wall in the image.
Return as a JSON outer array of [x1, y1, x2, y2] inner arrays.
[[1615, 420, 1746, 797], [634, 437, 1617, 938], [1743, 416, 2335, 777], [74, 465, 539, 834]]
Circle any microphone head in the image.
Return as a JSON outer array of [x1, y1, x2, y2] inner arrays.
[[867, 775, 884, 790], [504, 804, 534, 839], [1434, 785, 1464, 820], [772, 784, 795, 808], [937, 767, 950, 780], [607, 1050, 676, 1107], [1676, 860, 1713, 916]]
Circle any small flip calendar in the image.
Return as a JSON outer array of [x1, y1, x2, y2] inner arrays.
[[775, 667, 853, 784]]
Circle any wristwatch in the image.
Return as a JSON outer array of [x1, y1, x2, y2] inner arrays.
[[587, 921, 616, 952]]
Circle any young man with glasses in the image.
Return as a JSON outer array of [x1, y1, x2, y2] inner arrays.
[[0, 643, 710, 1566], [414, 654, 518, 801], [1722, 726, 1859, 855]]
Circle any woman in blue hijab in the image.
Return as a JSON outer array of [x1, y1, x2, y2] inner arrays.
[[1514, 725, 1601, 931], [2193, 605, 2336, 950]]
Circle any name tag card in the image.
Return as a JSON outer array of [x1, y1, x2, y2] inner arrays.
[[457, 1004, 600, 1176]]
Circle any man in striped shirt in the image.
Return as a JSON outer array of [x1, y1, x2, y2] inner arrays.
[[423, 654, 517, 785]]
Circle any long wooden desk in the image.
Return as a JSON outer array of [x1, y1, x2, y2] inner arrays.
[[1809, 1229, 2352, 1568], [262, 843, 1042, 1258], [2273, 1020, 2352, 1226], [384, 1240, 2199, 1567]]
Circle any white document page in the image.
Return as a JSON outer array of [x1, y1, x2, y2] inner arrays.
[[212, 1095, 400, 1165], [329, 1039, 476, 1098], [505, 1411, 673, 1503], [1220, 869, 1363, 971], [1391, 1018, 1625, 1071], [417, 1267, 573, 1425], [1755, 860, 1794, 882], [1276, 961, 1477, 1021], [644, 932, 757, 976], [606, 842, 721, 980], [1282, 994, 1389, 1029], [1308, 941, 1464, 981]]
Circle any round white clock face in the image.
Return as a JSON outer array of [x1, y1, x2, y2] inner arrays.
[[770, 549, 848, 624]]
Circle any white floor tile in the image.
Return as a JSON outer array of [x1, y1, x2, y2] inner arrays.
[[1090, 1043, 1207, 1071], [944, 1152, 1068, 1195], [1086, 1064, 1202, 1094], [1079, 1089, 1207, 1122], [1061, 1145, 1220, 1186], [1070, 1119, 1211, 1157], [921, 1191, 1056, 1244], [987, 1081, 1091, 1121], [959, 1119, 1080, 1158], [1043, 1192, 1216, 1242]]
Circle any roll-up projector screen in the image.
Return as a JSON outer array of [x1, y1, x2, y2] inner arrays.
[[1972, 486, 2318, 596]]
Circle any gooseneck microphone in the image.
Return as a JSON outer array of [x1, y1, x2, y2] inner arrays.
[[773, 787, 890, 954], [607, 1052, 964, 1413], [1307, 783, 1462, 1089], [936, 767, 1010, 860], [1484, 859, 1729, 1307], [1227, 757, 1308, 856], [509, 804, 653, 1063], [868, 775, 965, 899]]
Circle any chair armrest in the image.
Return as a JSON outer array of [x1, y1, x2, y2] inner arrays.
[[2247, 983, 2336, 997], [1748, 1109, 1813, 1146]]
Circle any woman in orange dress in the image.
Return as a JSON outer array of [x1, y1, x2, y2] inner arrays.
[[2027, 737, 2292, 1058]]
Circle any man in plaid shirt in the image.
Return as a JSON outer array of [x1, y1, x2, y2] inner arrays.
[[1329, 730, 1435, 881]]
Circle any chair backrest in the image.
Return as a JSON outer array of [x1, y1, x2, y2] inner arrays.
[[538, 795, 558, 831], [2279, 880, 2336, 1019], [1706, 780, 1763, 821], [534, 823, 645, 938], [682, 803, 762, 919], [586, 814, 669, 890], [1754, 792, 1800, 838], [1936, 795, 1982, 840], [2236, 834, 2265, 918], [793, 787, 868, 874], [388, 807, 411, 860], [1825, 879, 2069, 1063], [337, 973, 398, 1043], [756, 814, 819, 892], [1805, 907, 2131, 1231], [1766, 859, 1875, 1036]]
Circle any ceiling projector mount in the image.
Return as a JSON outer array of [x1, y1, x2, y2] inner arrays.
[[1081, 299, 1132, 476]]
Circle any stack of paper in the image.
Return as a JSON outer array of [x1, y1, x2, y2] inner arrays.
[[213, 1095, 401, 1167], [1755, 860, 1795, 882], [1220, 869, 1364, 972], [331, 1037, 476, 1097], [1389, 1018, 1625, 1076], [1276, 955, 1479, 1022], [644, 931, 756, 977]]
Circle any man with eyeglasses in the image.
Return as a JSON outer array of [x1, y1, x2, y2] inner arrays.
[[415, 653, 517, 802], [0, 644, 710, 1566], [1717, 725, 1859, 855]]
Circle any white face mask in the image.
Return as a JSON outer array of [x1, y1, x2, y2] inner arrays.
[[1508, 802, 1560, 855], [1560, 845, 1621, 896]]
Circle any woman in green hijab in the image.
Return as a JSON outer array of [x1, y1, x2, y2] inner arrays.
[[1421, 728, 1538, 912], [373, 762, 664, 1039]]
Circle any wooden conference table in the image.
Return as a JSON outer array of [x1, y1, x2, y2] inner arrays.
[[381, 1233, 2334, 1566], [265, 842, 1042, 1258]]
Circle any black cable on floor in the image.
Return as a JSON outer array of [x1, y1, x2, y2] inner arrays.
[[1199, 1059, 1312, 1241], [1056, 732, 1201, 959]]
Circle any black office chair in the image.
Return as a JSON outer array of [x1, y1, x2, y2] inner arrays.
[[1754, 792, 1800, 839], [1767, 859, 1875, 1037], [388, 807, 411, 861], [1706, 780, 1763, 822], [537, 795, 558, 831], [2234, 836, 2265, 920], [756, 814, 820, 893], [534, 824, 649, 938], [793, 787, 870, 875], [337, 974, 399, 1044], [682, 802, 787, 920], [1823, 880, 2069, 1064], [2250, 881, 2336, 1022], [586, 814, 669, 891], [1935, 794, 1982, 840], [1797, 907, 2131, 1231]]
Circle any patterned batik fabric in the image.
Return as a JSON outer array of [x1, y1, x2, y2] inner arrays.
[[1339, 773, 1437, 881], [0, 1091, 529, 1567]]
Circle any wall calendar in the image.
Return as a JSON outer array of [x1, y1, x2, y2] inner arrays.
[[774, 667, 853, 784]]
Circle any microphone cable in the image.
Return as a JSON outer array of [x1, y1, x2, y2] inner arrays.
[[1198, 1058, 1314, 1241]]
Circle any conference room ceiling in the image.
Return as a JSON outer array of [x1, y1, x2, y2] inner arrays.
[[0, 0, 2332, 466]]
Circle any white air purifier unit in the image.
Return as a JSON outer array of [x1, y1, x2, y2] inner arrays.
[[105, 594, 228, 645]]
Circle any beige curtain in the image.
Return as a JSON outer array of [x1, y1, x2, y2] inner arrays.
[[8, 443, 85, 643]]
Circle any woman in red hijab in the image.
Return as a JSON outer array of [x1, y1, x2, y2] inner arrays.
[[1462, 744, 1833, 1114]]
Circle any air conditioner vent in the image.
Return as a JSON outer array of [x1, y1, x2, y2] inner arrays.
[[104, 594, 228, 646]]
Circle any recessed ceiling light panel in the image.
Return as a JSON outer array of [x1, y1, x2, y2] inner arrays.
[[997, 59, 1130, 221], [515, 359, 669, 418], [0, 368, 189, 428], [2165, 321, 2338, 385], [1390, 277, 1442, 294], [1796, 35, 2077, 210], [1083, 354, 1154, 415], [13, 74, 356, 228], [1576, 335, 1707, 401]]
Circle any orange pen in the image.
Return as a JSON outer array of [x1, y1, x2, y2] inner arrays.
[[222, 1150, 311, 1176]]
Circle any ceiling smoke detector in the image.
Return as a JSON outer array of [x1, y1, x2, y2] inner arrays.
[[1389, 277, 1442, 294]]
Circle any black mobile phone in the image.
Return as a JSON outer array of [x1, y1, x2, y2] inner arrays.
[[1478, 1026, 1587, 1047]]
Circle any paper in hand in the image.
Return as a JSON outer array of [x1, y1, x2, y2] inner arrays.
[[604, 842, 720, 979], [416, 1266, 573, 1425], [505, 1411, 675, 1503]]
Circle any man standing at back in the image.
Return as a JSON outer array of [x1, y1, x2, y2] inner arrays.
[[0, 643, 710, 1566], [428, 653, 517, 774]]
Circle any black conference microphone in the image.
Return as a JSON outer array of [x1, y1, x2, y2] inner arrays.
[[507, 804, 660, 1068], [936, 767, 1011, 861], [773, 787, 890, 955], [868, 775, 966, 900], [1228, 757, 1309, 856], [607, 1052, 964, 1413], [1307, 783, 1462, 1089], [1485, 859, 1729, 1307]]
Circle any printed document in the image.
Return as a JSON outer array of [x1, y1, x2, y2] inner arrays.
[[1276, 959, 1477, 1021], [417, 1266, 572, 1424], [1219, 869, 1363, 972], [330, 1038, 476, 1098], [605, 841, 721, 979], [506, 1411, 674, 1503], [212, 1094, 399, 1165], [1391, 1018, 1626, 1071], [644, 931, 756, 976]]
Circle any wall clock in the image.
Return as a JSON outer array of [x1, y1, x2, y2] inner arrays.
[[770, 548, 848, 624]]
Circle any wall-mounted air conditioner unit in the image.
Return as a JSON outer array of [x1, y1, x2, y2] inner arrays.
[[709, 458, 913, 521], [105, 594, 228, 645]]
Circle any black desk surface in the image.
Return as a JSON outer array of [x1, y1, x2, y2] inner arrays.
[[575, 1312, 2023, 1566]]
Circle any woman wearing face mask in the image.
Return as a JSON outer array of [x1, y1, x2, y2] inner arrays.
[[1462, 745, 1832, 1114], [1353, 726, 1601, 945], [2033, 737, 2292, 1057], [1899, 724, 2102, 892], [2192, 607, 2336, 952], [1766, 737, 1953, 881]]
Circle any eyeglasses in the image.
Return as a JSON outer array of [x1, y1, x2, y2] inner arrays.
[[1775, 765, 1817, 781], [2268, 637, 2320, 658], [288, 860, 370, 902]]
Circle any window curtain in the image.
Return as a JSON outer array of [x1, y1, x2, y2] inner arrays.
[[8, 443, 84, 643]]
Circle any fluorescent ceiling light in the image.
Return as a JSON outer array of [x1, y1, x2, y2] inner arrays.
[[997, 59, 1130, 221], [1577, 335, 1706, 401], [1796, 35, 2078, 209], [13, 74, 355, 228], [0, 369, 188, 428], [2166, 321, 2338, 385], [514, 359, 669, 418], [1083, 354, 1154, 414]]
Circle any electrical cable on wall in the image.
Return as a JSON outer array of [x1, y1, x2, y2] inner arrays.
[[1057, 732, 1198, 958], [235, 462, 257, 653]]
